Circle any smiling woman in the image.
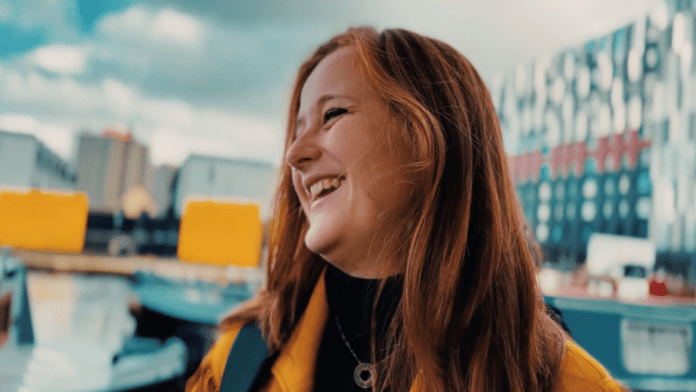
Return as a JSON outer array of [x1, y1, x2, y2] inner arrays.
[[186, 27, 627, 392], [286, 46, 416, 278]]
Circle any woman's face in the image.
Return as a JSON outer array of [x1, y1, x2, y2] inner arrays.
[[285, 46, 414, 278]]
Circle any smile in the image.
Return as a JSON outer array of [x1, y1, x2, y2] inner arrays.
[[309, 177, 345, 203]]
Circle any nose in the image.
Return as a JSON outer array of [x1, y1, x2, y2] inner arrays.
[[285, 130, 321, 171]]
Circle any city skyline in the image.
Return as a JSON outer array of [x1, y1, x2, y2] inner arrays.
[[0, 0, 659, 167]]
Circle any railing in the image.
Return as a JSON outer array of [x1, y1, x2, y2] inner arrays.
[[547, 295, 696, 391]]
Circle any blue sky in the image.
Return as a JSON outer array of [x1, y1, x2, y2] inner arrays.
[[0, 0, 658, 167]]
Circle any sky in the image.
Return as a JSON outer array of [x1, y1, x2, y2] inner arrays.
[[0, 0, 660, 167]]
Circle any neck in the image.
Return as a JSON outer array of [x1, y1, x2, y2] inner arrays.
[[323, 258, 396, 279], [323, 262, 403, 353]]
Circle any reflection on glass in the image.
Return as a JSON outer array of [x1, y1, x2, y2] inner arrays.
[[603, 201, 614, 220], [536, 223, 549, 242], [583, 178, 599, 199], [604, 177, 615, 196], [567, 204, 577, 221], [582, 200, 597, 222], [636, 196, 652, 220], [537, 203, 551, 222], [619, 174, 631, 195], [619, 199, 630, 219]]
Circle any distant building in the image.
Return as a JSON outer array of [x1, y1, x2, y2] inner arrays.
[[0, 130, 75, 191], [492, 1, 696, 262], [75, 131, 151, 214], [173, 155, 277, 220], [146, 164, 178, 218]]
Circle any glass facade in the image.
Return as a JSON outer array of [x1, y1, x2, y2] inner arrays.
[[495, 2, 696, 257]]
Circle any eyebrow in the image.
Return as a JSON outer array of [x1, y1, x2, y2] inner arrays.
[[295, 94, 354, 134]]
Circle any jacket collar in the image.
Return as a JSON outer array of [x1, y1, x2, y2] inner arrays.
[[270, 270, 329, 392], [269, 268, 420, 392]]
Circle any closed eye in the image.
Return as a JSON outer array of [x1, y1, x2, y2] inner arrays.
[[323, 108, 348, 124]]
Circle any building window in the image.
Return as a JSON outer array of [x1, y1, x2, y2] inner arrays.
[[661, 119, 670, 143], [208, 165, 215, 186]]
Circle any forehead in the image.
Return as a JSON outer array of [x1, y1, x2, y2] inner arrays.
[[299, 46, 364, 112]]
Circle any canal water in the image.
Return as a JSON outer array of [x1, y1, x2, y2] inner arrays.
[[1, 270, 199, 392], [4, 270, 695, 392], [26, 272, 137, 354]]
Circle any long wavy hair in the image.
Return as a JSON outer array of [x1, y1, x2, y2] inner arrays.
[[222, 27, 566, 392]]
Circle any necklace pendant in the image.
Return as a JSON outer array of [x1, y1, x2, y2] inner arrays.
[[353, 362, 375, 389]]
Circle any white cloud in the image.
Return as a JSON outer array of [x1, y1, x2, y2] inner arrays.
[[98, 6, 206, 50], [30, 45, 87, 75], [151, 9, 204, 47], [2, 0, 661, 172], [195, 111, 281, 146], [10, 0, 79, 38], [144, 106, 283, 166], [148, 128, 237, 166], [361, 0, 658, 82], [98, 6, 149, 42], [148, 119, 282, 167], [140, 98, 194, 127], [102, 78, 135, 117], [0, 1, 11, 21], [4, 70, 104, 116], [149, 128, 189, 165], [0, 113, 41, 133], [35, 124, 74, 160], [0, 64, 282, 167]]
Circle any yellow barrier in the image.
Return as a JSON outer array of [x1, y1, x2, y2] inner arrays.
[[0, 189, 88, 253], [177, 200, 262, 267]]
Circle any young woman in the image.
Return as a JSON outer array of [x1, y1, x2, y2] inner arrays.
[[186, 27, 626, 392]]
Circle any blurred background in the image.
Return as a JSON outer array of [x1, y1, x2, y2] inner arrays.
[[1, 0, 695, 391]]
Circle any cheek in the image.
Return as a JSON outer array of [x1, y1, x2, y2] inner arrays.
[[353, 157, 411, 213], [371, 147, 415, 208], [331, 118, 412, 202], [330, 119, 374, 159], [377, 171, 412, 208], [291, 174, 306, 204]]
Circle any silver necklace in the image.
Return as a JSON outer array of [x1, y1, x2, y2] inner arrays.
[[335, 314, 376, 389]]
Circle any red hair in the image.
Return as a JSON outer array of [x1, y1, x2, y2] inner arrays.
[[222, 27, 566, 391]]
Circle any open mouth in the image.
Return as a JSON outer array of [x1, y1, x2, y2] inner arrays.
[[310, 177, 345, 202]]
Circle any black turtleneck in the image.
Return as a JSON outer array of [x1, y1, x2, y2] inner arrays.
[[313, 263, 403, 392]]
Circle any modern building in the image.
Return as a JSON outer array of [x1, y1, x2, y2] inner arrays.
[[492, 2, 696, 265], [0, 130, 75, 191], [75, 131, 151, 214], [173, 155, 277, 220], [146, 164, 178, 218]]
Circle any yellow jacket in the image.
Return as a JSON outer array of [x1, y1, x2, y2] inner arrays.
[[186, 272, 626, 392]]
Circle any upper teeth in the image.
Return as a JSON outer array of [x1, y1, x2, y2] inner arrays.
[[310, 177, 344, 198]]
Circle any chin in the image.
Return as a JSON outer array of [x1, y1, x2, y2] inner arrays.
[[304, 228, 337, 258]]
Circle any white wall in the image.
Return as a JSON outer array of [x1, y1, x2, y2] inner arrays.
[[175, 155, 278, 220], [0, 132, 37, 189], [586, 233, 656, 279], [0, 131, 76, 192]]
